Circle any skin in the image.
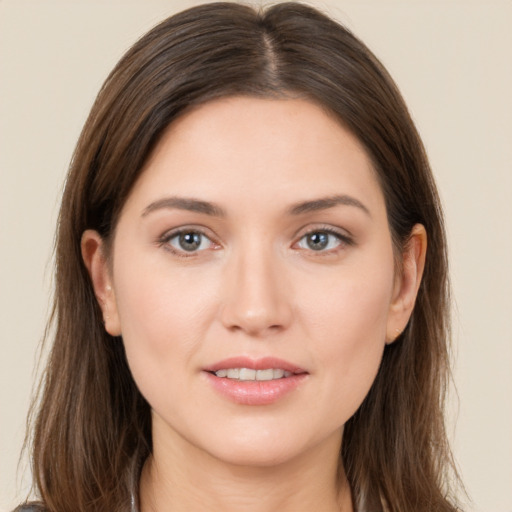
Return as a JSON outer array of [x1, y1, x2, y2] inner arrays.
[[82, 97, 426, 512]]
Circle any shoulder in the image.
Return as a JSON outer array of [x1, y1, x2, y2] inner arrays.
[[12, 504, 46, 512]]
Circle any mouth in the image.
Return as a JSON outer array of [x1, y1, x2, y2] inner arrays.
[[210, 368, 293, 380], [203, 357, 308, 405]]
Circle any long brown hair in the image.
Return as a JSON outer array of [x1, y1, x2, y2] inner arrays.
[[21, 2, 461, 511]]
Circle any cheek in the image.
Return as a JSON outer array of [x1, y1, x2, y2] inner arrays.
[[308, 278, 391, 372], [112, 256, 218, 388], [298, 256, 395, 419], [303, 254, 394, 345]]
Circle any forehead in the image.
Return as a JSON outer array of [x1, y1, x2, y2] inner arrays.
[[123, 96, 385, 218]]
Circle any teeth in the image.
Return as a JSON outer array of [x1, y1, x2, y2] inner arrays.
[[227, 368, 240, 379], [214, 368, 293, 380], [258, 369, 274, 380]]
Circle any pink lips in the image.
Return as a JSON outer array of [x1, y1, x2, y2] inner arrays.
[[203, 357, 308, 406]]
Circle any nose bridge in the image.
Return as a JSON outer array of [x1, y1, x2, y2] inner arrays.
[[220, 235, 292, 335]]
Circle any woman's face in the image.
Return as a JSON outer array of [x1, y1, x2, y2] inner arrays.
[[87, 97, 421, 467]]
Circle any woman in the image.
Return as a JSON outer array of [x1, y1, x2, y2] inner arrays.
[[17, 2, 462, 511]]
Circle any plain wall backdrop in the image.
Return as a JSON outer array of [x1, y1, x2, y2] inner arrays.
[[1, 1, 511, 511]]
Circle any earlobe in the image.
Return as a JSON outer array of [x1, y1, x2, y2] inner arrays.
[[386, 224, 427, 344], [81, 230, 122, 336]]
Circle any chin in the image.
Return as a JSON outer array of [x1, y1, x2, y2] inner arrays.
[[209, 441, 307, 469], [194, 420, 341, 470]]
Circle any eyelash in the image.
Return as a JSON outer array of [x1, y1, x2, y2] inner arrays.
[[158, 228, 219, 258], [158, 225, 354, 258], [294, 226, 354, 254]]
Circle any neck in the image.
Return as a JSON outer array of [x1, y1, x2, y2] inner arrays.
[[139, 422, 352, 512]]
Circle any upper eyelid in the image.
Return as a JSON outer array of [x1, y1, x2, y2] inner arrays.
[[160, 225, 216, 241], [292, 226, 355, 254], [293, 223, 353, 241], [159, 228, 219, 258], [158, 226, 219, 254], [296, 231, 348, 247], [157, 224, 353, 247]]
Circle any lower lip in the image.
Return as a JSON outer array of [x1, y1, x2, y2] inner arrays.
[[204, 372, 308, 405]]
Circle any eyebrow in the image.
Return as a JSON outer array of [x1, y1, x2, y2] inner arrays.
[[142, 197, 226, 217], [288, 195, 371, 217], [141, 194, 370, 219]]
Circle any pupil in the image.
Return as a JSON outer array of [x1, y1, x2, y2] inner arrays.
[[179, 232, 201, 251], [307, 232, 328, 250]]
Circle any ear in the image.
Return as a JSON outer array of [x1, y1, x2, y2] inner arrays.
[[81, 229, 122, 336], [386, 224, 427, 344]]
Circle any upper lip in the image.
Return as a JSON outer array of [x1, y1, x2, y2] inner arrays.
[[203, 356, 307, 374]]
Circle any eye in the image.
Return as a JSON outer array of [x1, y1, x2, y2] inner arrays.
[[296, 230, 347, 252], [165, 230, 215, 254]]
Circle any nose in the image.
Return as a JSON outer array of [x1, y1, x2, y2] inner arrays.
[[219, 245, 293, 337]]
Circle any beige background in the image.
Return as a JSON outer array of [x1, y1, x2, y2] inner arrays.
[[1, 1, 511, 511]]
